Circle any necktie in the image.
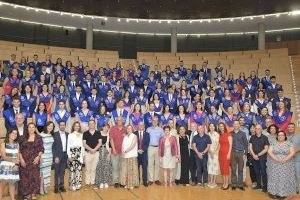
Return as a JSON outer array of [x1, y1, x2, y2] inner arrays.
[[139, 131, 143, 149], [72, 82, 75, 87], [15, 109, 19, 114], [93, 96, 96, 102]]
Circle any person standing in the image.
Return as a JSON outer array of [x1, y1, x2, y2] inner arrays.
[[147, 116, 164, 185], [188, 123, 198, 185], [249, 124, 269, 193], [120, 126, 139, 190], [52, 121, 69, 193], [39, 122, 55, 195], [0, 129, 20, 200], [67, 121, 84, 191], [287, 123, 300, 192], [268, 131, 297, 198], [95, 124, 112, 189], [83, 119, 102, 189], [159, 126, 179, 187], [134, 122, 150, 187], [230, 120, 248, 190], [193, 125, 211, 187], [109, 117, 126, 188], [207, 123, 220, 188], [218, 122, 232, 190], [19, 123, 44, 200], [178, 126, 190, 186]]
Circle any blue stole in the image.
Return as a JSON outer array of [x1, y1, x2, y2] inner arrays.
[[223, 114, 237, 127], [215, 77, 224, 86], [34, 112, 48, 126], [136, 96, 148, 106], [4, 95, 13, 107], [123, 99, 131, 108], [128, 86, 139, 100], [9, 77, 20, 88], [245, 85, 256, 96], [39, 93, 52, 103], [226, 79, 234, 90], [127, 70, 135, 79], [20, 94, 36, 114], [231, 90, 240, 101], [237, 79, 246, 88], [122, 79, 130, 90], [272, 111, 292, 125], [178, 97, 190, 110], [104, 68, 111, 77], [19, 63, 27, 71], [191, 70, 199, 79], [71, 94, 85, 111], [153, 71, 161, 80], [154, 101, 163, 113], [254, 99, 269, 110], [185, 75, 194, 85], [267, 84, 282, 94], [82, 81, 94, 95], [255, 114, 269, 129], [129, 112, 144, 126], [261, 77, 271, 89], [112, 87, 123, 99], [55, 93, 68, 103], [160, 113, 174, 126], [153, 90, 166, 101], [215, 66, 223, 74], [221, 97, 234, 110], [175, 114, 189, 127], [189, 85, 202, 97], [171, 74, 181, 82], [97, 83, 110, 98], [77, 110, 94, 123], [95, 114, 110, 129], [178, 67, 187, 77], [205, 98, 220, 109], [104, 98, 116, 111], [139, 64, 150, 78], [112, 109, 128, 124], [207, 114, 221, 126], [148, 79, 156, 91], [239, 112, 255, 125], [3, 109, 16, 126], [134, 75, 144, 87], [238, 97, 251, 108], [164, 94, 177, 110], [21, 78, 35, 91], [143, 87, 153, 99], [191, 111, 207, 125], [251, 77, 260, 87], [52, 111, 70, 123], [160, 78, 170, 89], [87, 96, 101, 113]]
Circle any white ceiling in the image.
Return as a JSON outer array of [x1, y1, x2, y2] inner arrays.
[[0, 3, 300, 35]]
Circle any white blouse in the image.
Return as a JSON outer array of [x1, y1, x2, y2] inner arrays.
[[67, 131, 84, 163], [122, 133, 138, 158]]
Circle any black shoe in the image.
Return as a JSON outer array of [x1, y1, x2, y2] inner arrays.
[[60, 187, 66, 192], [221, 186, 229, 190], [238, 186, 245, 191], [148, 181, 153, 185], [155, 181, 161, 185], [262, 189, 268, 193], [232, 186, 236, 190], [253, 186, 262, 190], [143, 183, 149, 187], [114, 183, 120, 188], [54, 189, 60, 193]]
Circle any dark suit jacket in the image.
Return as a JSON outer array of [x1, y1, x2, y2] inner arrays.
[[52, 131, 69, 159], [134, 130, 150, 153]]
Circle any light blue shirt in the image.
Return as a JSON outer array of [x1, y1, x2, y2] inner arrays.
[[146, 126, 164, 146], [289, 133, 300, 162]]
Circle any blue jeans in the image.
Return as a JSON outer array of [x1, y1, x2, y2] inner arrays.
[[253, 157, 267, 190], [195, 155, 208, 184]]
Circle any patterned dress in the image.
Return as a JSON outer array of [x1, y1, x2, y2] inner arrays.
[[95, 134, 112, 185], [67, 132, 84, 190], [39, 133, 54, 192], [0, 143, 19, 183], [267, 141, 297, 197], [208, 132, 220, 175], [19, 135, 44, 196]]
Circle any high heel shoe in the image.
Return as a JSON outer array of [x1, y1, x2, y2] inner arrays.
[[221, 185, 229, 190]]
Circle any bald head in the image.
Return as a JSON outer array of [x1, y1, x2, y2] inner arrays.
[[116, 116, 123, 126], [138, 122, 145, 131], [255, 124, 263, 135], [16, 113, 25, 126]]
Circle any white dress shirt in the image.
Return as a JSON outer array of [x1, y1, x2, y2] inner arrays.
[[59, 131, 67, 152]]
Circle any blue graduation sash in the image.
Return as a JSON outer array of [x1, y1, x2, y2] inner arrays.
[[39, 93, 52, 103], [95, 114, 110, 128], [175, 114, 189, 127], [34, 112, 48, 126], [112, 109, 128, 124], [160, 114, 174, 126], [272, 111, 292, 125], [52, 111, 70, 123], [77, 110, 94, 123], [129, 113, 144, 126], [104, 98, 116, 110], [178, 97, 190, 110], [136, 96, 147, 106], [208, 114, 221, 125], [191, 111, 207, 125]]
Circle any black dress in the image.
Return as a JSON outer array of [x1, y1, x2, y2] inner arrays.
[[179, 135, 190, 184]]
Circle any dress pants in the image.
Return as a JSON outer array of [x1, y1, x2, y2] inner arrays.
[[138, 151, 148, 184], [253, 157, 267, 190], [231, 151, 244, 187], [189, 149, 197, 183], [84, 151, 99, 185], [54, 152, 68, 190], [148, 146, 160, 182], [111, 154, 121, 184], [195, 156, 208, 184]]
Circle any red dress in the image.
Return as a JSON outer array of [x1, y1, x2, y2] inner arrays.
[[219, 132, 231, 176]]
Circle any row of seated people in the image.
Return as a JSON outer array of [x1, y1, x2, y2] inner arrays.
[[0, 54, 292, 136]]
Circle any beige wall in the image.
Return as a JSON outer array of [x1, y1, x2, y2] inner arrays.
[[267, 40, 300, 55]]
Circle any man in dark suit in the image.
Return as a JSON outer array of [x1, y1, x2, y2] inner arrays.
[[134, 122, 150, 187], [3, 97, 28, 132], [200, 60, 212, 81], [52, 121, 69, 193]]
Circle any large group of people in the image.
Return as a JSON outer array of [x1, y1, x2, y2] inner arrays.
[[0, 54, 299, 200]]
